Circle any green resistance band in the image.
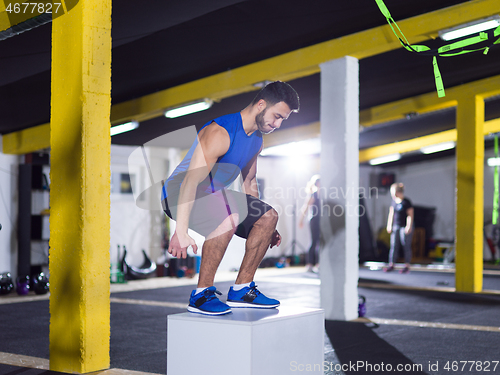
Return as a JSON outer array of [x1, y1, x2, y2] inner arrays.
[[494, 135, 499, 225], [375, 0, 500, 98]]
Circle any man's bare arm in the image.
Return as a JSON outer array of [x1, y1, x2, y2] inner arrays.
[[241, 145, 262, 198], [168, 123, 230, 258], [241, 144, 280, 248]]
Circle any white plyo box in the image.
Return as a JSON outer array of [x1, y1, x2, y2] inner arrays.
[[167, 306, 324, 375]]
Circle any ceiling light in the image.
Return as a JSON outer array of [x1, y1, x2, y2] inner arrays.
[[439, 16, 500, 41], [110, 121, 139, 136], [260, 138, 321, 157], [405, 112, 418, 120], [164, 99, 213, 118], [420, 141, 456, 154], [487, 158, 500, 167], [369, 153, 401, 165]]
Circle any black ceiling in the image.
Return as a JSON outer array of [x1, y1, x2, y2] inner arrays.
[[1, 0, 500, 156]]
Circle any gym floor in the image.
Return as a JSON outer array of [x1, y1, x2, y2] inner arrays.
[[0, 265, 499, 375]]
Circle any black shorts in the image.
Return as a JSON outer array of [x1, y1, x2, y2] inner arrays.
[[162, 189, 273, 239]]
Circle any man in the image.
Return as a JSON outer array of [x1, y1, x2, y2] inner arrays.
[[384, 182, 414, 274], [161, 81, 300, 315]]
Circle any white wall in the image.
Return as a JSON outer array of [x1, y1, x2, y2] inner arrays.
[[363, 148, 498, 246], [363, 157, 456, 241], [110, 144, 170, 267], [111, 141, 250, 274], [3, 141, 499, 277], [257, 154, 321, 259], [483, 147, 498, 225], [0, 142, 180, 278], [170, 153, 322, 272], [389, 157, 455, 240], [0, 145, 20, 278]]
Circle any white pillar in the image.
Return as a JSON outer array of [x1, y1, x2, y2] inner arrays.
[[319, 57, 359, 321]]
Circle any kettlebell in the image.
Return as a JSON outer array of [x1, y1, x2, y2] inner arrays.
[[16, 275, 30, 296], [32, 272, 49, 295], [0, 272, 14, 295]]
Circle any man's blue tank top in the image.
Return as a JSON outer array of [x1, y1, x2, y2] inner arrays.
[[162, 113, 262, 199]]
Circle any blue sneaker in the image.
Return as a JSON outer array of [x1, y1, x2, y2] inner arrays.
[[188, 286, 232, 316], [226, 281, 280, 308]]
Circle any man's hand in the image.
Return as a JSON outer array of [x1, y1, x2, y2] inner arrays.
[[270, 230, 281, 248], [168, 230, 198, 259], [405, 226, 412, 235]]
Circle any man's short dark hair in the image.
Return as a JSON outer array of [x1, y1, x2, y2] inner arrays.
[[251, 81, 300, 112]]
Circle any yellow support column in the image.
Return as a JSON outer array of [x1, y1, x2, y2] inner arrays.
[[49, 0, 112, 373], [455, 95, 484, 293]]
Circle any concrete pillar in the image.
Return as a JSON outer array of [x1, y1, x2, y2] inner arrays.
[[455, 95, 484, 292], [319, 57, 359, 321], [49, 0, 112, 372]]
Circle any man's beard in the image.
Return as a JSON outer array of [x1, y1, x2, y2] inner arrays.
[[255, 107, 270, 134]]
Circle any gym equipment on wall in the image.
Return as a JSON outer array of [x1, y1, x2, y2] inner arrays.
[[120, 246, 157, 280], [489, 135, 500, 263], [110, 245, 126, 283]]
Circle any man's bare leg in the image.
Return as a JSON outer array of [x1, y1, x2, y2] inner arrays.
[[197, 213, 239, 288], [235, 208, 278, 284]]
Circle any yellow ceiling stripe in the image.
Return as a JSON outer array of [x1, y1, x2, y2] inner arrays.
[[359, 129, 457, 163], [2, 122, 49, 154], [359, 117, 500, 163], [360, 75, 500, 127], [110, 0, 500, 125], [3, 0, 500, 154]]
